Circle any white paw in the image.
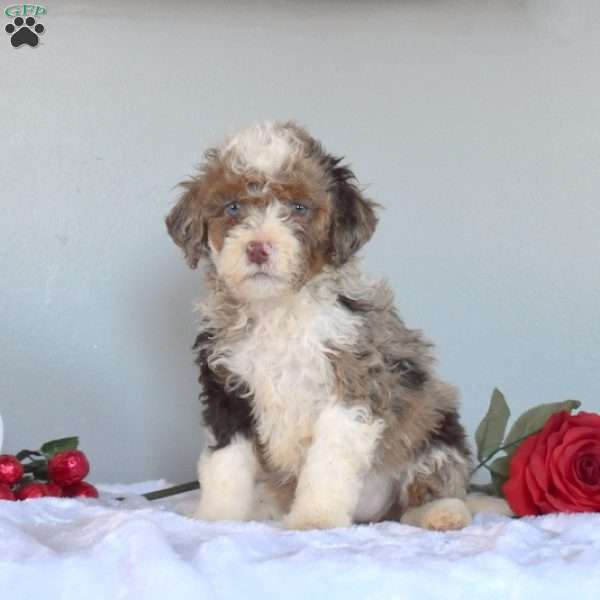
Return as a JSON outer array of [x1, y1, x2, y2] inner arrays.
[[283, 508, 352, 530], [192, 494, 252, 522], [420, 498, 472, 531], [192, 500, 228, 522], [194, 436, 258, 522], [401, 498, 472, 531]]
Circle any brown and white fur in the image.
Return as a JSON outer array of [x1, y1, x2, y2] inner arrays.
[[166, 121, 504, 530]]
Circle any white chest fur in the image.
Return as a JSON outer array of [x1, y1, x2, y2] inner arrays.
[[221, 290, 362, 476]]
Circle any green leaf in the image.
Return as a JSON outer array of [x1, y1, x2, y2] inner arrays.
[[23, 459, 47, 473], [490, 470, 508, 497], [24, 459, 49, 480], [487, 455, 510, 478], [16, 449, 43, 462], [503, 400, 581, 456], [475, 388, 511, 461], [40, 436, 79, 458], [483, 455, 511, 497]]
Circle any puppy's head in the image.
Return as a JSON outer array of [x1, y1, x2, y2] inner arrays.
[[166, 121, 377, 301]]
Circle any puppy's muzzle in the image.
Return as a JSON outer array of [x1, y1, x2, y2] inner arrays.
[[246, 241, 272, 265]]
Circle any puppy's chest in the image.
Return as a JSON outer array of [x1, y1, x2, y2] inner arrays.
[[223, 301, 359, 474]]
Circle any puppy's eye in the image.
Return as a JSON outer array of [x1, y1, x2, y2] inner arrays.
[[291, 202, 309, 215], [224, 201, 241, 217]]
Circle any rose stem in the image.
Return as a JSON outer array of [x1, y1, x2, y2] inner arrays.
[[470, 430, 542, 477]]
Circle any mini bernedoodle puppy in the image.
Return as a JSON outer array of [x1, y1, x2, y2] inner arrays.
[[166, 121, 500, 531]]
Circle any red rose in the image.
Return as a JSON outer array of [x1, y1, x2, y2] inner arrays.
[[48, 450, 89, 486], [503, 411, 600, 515]]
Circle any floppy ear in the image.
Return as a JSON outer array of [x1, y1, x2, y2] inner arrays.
[[327, 158, 378, 266], [165, 180, 206, 269]]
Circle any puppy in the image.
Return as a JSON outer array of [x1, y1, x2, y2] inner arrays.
[[166, 121, 473, 530]]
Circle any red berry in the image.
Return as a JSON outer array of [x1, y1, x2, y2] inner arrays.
[[48, 450, 89, 486], [46, 482, 63, 497], [0, 455, 24, 486], [15, 482, 49, 500], [0, 483, 16, 501], [63, 481, 98, 498]]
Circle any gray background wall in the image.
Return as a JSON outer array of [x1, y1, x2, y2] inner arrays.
[[2, 0, 599, 483]]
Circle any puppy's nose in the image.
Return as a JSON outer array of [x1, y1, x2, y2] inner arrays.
[[246, 241, 271, 265]]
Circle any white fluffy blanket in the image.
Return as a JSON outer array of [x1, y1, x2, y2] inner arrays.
[[1, 482, 599, 600]]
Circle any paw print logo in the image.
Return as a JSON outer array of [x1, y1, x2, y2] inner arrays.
[[5, 16, 45, 48]]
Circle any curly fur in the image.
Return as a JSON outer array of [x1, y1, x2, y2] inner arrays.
[[167, 121, 474, 530]]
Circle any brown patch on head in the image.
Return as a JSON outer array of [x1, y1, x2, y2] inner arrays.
[[165, 179, 206, 269], [202, 172, 253, 254], [324, 159, 378, 267], [268, 179, 334, 281], [167, 160, 270, 262], [203, 161, 335, 286], [165, 151, 234, 268], [167, 123, 378, 281]]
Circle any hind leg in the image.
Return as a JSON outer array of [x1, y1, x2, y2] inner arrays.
[[401, 497, 471, 530], [398, 445, 472, 531]]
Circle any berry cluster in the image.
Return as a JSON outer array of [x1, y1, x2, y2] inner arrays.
[[0, 437, 98, 501]]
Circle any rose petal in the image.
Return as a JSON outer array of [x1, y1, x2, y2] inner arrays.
[[524, 463, 556, 513], [543, 428, 567, 496], [559, 441, 600, 509], [536, 413, 595, 513], [543, 412, 572, 443], [525, 425, 558, 513], [537, 415, 570, 492], [548, 438, 600, 511], [567, 412, 600, 429], [542, 489, 586, 513], [503, 475, 540, 516], [574, 451, 600, 487], [504, 412, 600, 515], [535, 424, 568, 513], [530, 425, 557, 491], [545, 411, 572, 431], [503, 434, 540, 516], [560, 426, 600, 446], [544, 426, 568, 460], [549, 439, 587, 496]]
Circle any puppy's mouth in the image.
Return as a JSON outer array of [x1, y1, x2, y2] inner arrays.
[[245, 271, 284, 283]]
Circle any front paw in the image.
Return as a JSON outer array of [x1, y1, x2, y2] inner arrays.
[[283, 508, 352, 530], [192, 499, 226, 522], [193, 495, 252, 522]]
